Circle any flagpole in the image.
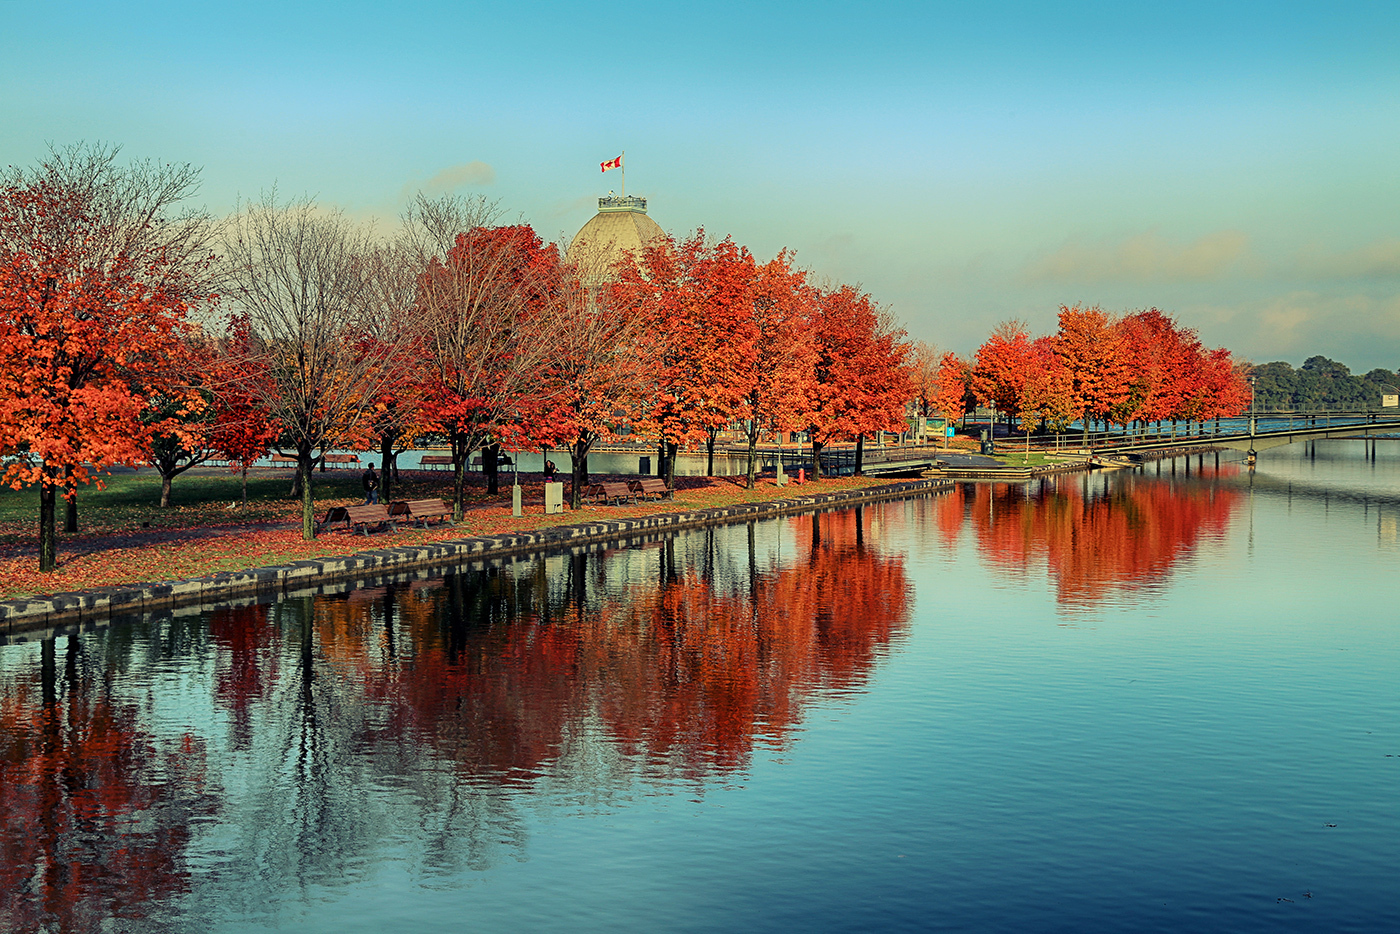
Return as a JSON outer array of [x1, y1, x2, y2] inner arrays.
[[621, 151, 625, 198]]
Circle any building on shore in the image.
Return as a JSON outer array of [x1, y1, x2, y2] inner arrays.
[[565, 194, 666, 282]]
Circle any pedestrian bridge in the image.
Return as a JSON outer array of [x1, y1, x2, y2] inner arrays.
[[1096, 415, 1400, 456]]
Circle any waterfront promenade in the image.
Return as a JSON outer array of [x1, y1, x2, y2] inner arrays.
[[0, 470, 951, 635]]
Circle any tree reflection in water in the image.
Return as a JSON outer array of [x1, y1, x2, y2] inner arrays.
[[0, 627, 217, 933], [924, 467, 1242, 606], [0, 507, 911, 927]]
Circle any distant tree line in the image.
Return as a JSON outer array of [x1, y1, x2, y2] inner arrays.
[[908, 306, 1251, 443], [1250, 357, 1400, 411]]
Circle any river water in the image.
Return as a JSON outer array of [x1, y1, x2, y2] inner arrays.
[[2, 441, 1396, 933]]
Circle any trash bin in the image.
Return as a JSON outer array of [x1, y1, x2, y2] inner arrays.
[[980, 429, 994, 456]]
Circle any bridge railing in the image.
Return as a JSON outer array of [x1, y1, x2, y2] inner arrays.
[[1004, 411, 1400, 452]]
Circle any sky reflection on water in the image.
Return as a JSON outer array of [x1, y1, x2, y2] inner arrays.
[[1, 441, 1397, 932]]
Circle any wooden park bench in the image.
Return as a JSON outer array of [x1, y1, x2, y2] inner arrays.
[[629, 477, 673, 501], [586, 481, 635, 505], [420, 455, 453, 471], [342, 504, 397, 535], [316, 505, 349, 532], [270, 454, 297, 467], [321, 453, 360, 469], [389, 498, 454, 528]]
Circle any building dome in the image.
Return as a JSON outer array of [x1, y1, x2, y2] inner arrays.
[[565, 195, 666, 280]]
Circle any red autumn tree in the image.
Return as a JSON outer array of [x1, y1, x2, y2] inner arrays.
[[517, 261, 653, 507], [739, 251, 819, 487], [139, 336, 227, 508], [209, 313, 281, 507], [409, 206, 562, 515], [0, 145, 214, 570], [1135, 312, 1205, 434], [969, 319, 1035, 428], [1053, 303, 1131, 444], [803, 284, 911, 478], [610, 231, 760, 483], [1019, 335, 1075, 435], [931, 351, 972, 440], [1191, 347, 1251, 427], [908, 341, 941, 419]]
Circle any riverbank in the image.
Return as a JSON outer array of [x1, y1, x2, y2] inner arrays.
[[0, 474, 952, 635]]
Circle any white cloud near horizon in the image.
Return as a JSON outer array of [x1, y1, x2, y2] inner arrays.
[[397, 161, 496, 203], [1193, 290, 1400, 368], [1023, 229, 1253, 284], [424, 161, 495, 192], [1289, 238, 1400, 280]]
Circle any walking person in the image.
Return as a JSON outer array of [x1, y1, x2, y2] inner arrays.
[[362, 462, 380, 505]]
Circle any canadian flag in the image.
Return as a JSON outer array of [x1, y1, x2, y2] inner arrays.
[[600, 154, 623, 172]]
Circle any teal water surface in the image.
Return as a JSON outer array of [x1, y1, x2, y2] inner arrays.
[[1, 441, 1396, 932]]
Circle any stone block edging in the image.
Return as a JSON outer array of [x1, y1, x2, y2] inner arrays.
[[1, 478, 952, 636]]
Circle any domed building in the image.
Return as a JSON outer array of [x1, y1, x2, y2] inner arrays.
[[565, 194, 666, 281]]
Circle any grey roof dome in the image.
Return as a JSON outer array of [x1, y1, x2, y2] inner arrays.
[[565, 195, 666, 279]]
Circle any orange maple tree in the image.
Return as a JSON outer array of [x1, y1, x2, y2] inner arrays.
[[1053, 303, 1132, 444], [611, 231, 761, 482], [802, 284, 912, 477], [0, 149, 212, 570]]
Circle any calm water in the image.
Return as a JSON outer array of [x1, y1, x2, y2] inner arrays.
[[2, 441, 1397, 933]]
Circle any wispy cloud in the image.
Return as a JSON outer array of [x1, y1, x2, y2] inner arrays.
[[1023, 230, 1252, 284], [1193, 291, 1400, 367], [1290, 239, 1400, 280], [398, 161, 495, 202]]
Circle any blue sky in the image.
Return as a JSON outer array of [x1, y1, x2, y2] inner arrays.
[[4, 0, 1398, 370]]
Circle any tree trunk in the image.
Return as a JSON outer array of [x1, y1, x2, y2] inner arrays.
[[745, 426, 760, 489], [299, 449, 315, 540], [663, 440, 678, 489], [63, 466, 78, 533], [39, 478, 57, 573], [379, 434, 395, 505], [241, 465, 249, 508], [451, 435, 467, 522], [855, 436, 865, 475], [160, 472, 173, 508], [569, 441, 588, 509], [706, 429, 718, 477], [811, 438, 824, 480]]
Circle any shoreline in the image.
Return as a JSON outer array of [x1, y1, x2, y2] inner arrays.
[[1, 477, 954, 638]]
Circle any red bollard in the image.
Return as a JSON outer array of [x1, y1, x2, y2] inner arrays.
[[797, 468, 805, 484]]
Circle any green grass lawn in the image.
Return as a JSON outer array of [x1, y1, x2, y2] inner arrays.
[[0, 470, 367, 541], [985, 450, 1072, 468]]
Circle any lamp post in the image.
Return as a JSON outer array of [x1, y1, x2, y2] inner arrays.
[[1246, 374, 1257, 468]]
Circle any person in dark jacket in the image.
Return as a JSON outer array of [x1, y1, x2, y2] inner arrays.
[[362, 462, 380, 504]]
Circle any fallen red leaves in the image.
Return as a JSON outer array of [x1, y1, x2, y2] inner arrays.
[[0, 475, 887, 600]]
